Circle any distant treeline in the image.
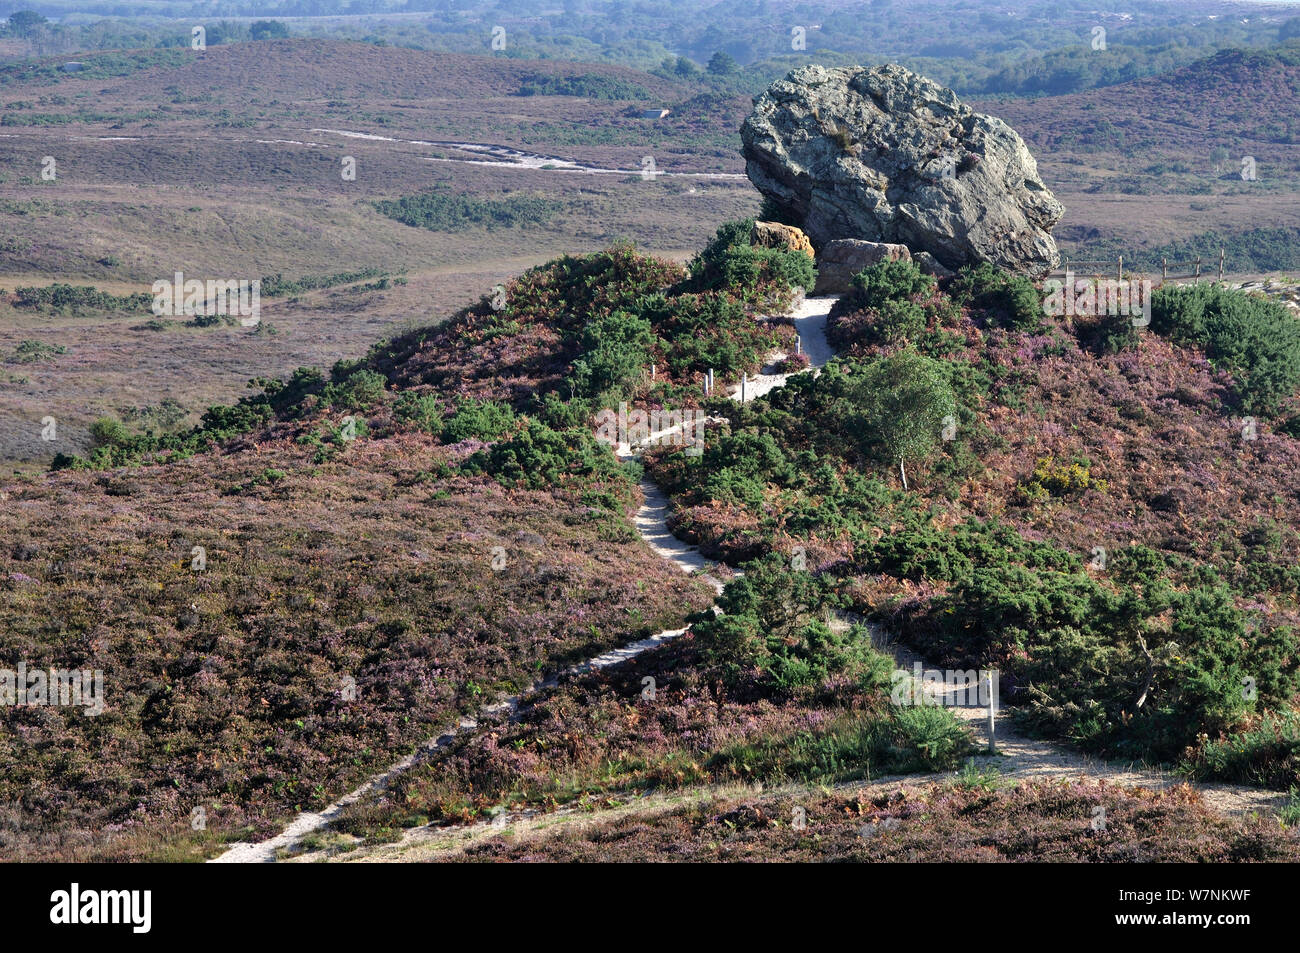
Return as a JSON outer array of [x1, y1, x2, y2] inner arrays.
[[6, 0, 1300, 102], [515, 72, 649, 101]]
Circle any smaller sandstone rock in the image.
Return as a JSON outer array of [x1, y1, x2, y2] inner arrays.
[[813, 239, 911, 295], [751, 221, 815, 259]]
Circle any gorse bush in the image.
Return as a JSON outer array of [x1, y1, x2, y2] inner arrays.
[[516, 73, 649, 100], [568, 309, 659, 402], [392, 391, 443, 432], [871, 299, 928, 344], [88, 417, 130, 449], [14, 283, 153, 313], [258, 268, 387, 297], [461, 418, 634, 509], [319, 367, 387, 411], [647, 291, 784, 380], [1016, 456, 1108, 501], [686, 219, 815, 298], [5, 339, 66, 363], [1149, 283, 1300, 414], [691, 556, 881, 698], [950, 261, 1043, 331], [441, 398, 517, 443], [928, 556, 1299, 762], [374, 188, 562, 232], [846, 258, 935, 312]]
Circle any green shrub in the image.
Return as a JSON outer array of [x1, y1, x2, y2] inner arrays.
[[687, 219, 815, 296], [872, 298, 927, 343], [88, 416, 130, 449], [13, 283, 152, 313], [887, 705, 974, 771], [710, 705, 969, 783], [1186, 715, 1300, 789], [392, 391, 443, 432], [691, 556, 880, 697], [847, 259, 935, 311], [1150, 283, 1300, 414], [441, 398, 517, 443], [516, 73, 649, 100], [1016, 456, 1108, 501], [461, 418, 631, 505], [848, 350, 957, 486], [258, 269, 387, 298], [320, 368, 387, 411], [374, 188, 562, 233], [569, 309, 658, 401], [951, 262, 1043, 331], [5, 339, 66, 363]]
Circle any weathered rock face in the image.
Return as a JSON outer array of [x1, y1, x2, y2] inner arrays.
[[750, 221, 815, 259], [812, 238, 910, 295], [741, 64, 1063, 275]]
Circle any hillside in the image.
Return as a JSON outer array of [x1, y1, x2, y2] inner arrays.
[[987, 48, 1300, 156], [5, 222, 1300, 861]]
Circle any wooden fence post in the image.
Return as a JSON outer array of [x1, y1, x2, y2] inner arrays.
[[1219, 246, 1225, 283], [985, 672, 997, 753], [1162, 258, 1167, 283], [1194, 257, 1201, 285], [1118, 255, 1123, 282]]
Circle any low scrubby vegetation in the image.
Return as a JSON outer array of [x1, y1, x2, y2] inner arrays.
[[373, 188, 564, 232], [447, 781, 1300, 862], [7, 219, 1300, 861], [331, 558, 970, 842], [1147, 282, 1300, 414], [649, 253, 1300, 782]]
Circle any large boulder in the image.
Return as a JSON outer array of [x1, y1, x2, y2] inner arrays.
[[812, 238, 910, 295], [741, 64, 1063, 275]]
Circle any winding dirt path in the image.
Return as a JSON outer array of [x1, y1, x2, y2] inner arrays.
[[729, 294, 838, 402], [219, 290, 1283, 862], [857, 625, 1287, 817]]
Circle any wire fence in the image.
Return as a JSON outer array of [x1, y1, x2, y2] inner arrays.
[[1048, 247, 1227, 285]]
